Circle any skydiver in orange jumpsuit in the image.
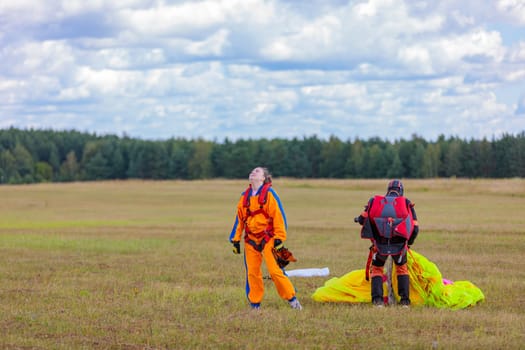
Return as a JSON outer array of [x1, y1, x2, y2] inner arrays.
[[229, 167, 302, 310]]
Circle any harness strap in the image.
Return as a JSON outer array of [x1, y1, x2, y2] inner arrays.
[[243, 183, 272, 208], [397, 243, 408, 262], [365, 244, 376, 281], [243, 215, 273, 235], [245, 231, 275, 252], [242, 182, 275, 252], [247, 208, 269, 219]]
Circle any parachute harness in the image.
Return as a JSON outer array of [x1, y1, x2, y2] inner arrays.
[[242, 183, 274, 252]]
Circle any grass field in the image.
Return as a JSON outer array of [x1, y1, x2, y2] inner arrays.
[[0, 178, 524, 349]]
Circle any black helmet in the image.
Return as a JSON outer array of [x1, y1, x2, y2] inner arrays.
[[387, 179, 404, 196]]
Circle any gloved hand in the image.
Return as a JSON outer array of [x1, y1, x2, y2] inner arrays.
[[357, 215, 365, 225], [272, 245, 297, 268], [407, 226, 419, 245], [232, 241, 240, 254], [273, 239, 284, 251]]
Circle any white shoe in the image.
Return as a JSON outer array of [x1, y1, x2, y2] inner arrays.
[[289, 297, 302, 310]]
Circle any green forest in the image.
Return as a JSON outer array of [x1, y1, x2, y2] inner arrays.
[[0, 127, 523, 184]]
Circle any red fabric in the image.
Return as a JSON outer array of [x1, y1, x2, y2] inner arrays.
[[242, 183, 274, 244], [368, 195, 414, 240], [243, 183, 272, 208]]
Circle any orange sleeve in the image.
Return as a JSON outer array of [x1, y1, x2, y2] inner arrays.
[[228, 195, 245, 243]]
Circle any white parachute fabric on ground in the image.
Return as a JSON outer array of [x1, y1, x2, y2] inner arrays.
[[286, 267, 330, 277]]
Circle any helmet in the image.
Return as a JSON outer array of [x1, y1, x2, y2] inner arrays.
[[387, 179, 404, 196]]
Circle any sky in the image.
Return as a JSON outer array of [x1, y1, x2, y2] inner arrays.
[[1, 0, 524, 142]]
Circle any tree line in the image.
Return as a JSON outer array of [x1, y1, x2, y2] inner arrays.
[[0, 127, 523, 184]]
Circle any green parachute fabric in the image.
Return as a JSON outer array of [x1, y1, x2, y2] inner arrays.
[[312, 249, 485, 309]]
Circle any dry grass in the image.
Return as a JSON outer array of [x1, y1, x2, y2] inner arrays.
[[0, 178, 524, 349]]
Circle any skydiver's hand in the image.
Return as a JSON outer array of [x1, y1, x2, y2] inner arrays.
[[274, 239, 284, 251], [232, 241, 240, 254], [408, 226, 419, 245]]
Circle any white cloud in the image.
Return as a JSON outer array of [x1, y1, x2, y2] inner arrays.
[[379, 98, 404, 116], [118, 0, 274, 37], [349, 0, 443, 35], [261, 14, 342, 61], [301, 83, 376, 112], [451, 10, 475, 27], [508, 41, 525, 62], [433, 28, 505, 69], [397, 46, 434, 74], [57, 86, 91, 101], [0, 0, 523, 142], [90, 48, 166, 69], [0, 1, 56, 25], [119, 5, 208, 36], [186, 29, 230, 56], [67, 64, 225, 100], [75, 67, 130, 96], [497, 0, 525, 25], [505, 69, 525, 82], [2, 41, 75, 77], [0, 79, 26, 104]]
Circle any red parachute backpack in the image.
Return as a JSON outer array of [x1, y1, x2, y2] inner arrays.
[[367, 195, 414, 240]]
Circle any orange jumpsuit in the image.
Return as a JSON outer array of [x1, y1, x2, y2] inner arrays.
[[229, 185, 297, 307]]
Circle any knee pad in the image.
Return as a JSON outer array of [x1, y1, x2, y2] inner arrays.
[[371, 265, 384, 278], [395, 263, 408, 276]]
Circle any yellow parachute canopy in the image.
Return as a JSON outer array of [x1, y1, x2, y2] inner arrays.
[[312, 249, 484, 309]]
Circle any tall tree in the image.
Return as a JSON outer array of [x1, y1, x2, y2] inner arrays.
[[0, 150, 18, 183], [385, 144, 404, 178], [59, 151, 80, 181], [13, 143, 34, 182], [319, 136, 345, 178], [127, 140, 168, 179], [34, 162, 53, 182], [188, 139, 213, 179], [0, 127, 524, 181], [444, 139, 462, 177], [302, 135, 322, 178], [493, 133, 524, 177], [169, 139, 193, 179], [478, 138, 495, 177], [408, 142, 426, 178], [421, 143, 440, 178], [345, 139, 365, 178], [365, 144, 386, 178], [280, 138, 308, 178]]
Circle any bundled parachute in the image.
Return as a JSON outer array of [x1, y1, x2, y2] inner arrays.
[[312, 249, 484, 309]]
